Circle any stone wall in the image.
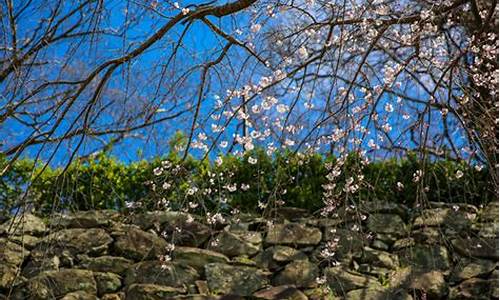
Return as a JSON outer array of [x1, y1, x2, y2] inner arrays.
[[0, 201, 498, 300]]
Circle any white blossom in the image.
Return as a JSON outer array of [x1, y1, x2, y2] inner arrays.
[[276, 104, 289, 114], [248, 156, 257, 164], [384, 103, 394, 113], [250, 23, 262, 33], [298, 46, 309, 60], [186, 186, 198, 196]]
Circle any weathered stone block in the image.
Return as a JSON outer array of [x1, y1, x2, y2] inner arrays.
[[124, 261, 198, 288], [325, 267, 381, 293], [266, 223, 322, 246], [273, 260, 318, 288], [208, 230, 261, 257], [113, 227, 167, 261], [173, 247, 229, 271], [205, 263, 269, 296], [0, 213, 47, 236]]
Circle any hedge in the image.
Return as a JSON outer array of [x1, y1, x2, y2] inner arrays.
[[0, 150, 493, 218]]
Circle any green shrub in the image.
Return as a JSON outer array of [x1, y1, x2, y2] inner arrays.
[[0, 150, 493, 217]]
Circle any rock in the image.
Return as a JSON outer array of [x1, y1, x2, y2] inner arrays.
[[225, 222, 250, 232], [398, 245, 450, 272], [371, 239, 390, 251], [231, 255, 257, 266], [490, 268, 499, 280], [389, 266, 413, 288], [367, 214, 406, 235], [132, 211, 210, 247], [36, 228, 113, 256], [323, 228, 368, 260], [373, 233, 399, 245], [355, 247, 399, 269], [413, 208, 474, 229], [325, 267, 381, 293], [113, 227, 167, 261], [61, 291, 99, 300], [162, 218, 212, 247], [411, 227, 443, 244], [253, 248, 280, 271], [167, 296, 220, 300], [8, 234, 39, 249], [428, 202, 478, 213], [205, 263, 269, 296], [345, 289, 412, 300], [305, 217, 352, 228], [17, 269, 96, 299], [0, 240, 28, 288], [187, 284, 198, 294], [195, 280, 210, 294], [131, 211, 188, 230], [254, 285, 308, 300], [253, 246, 307, 271], [273, 260, 318, 288], [451, 237, 499, 260], [50, 211, 119, 228], [266, 223, 322, 246], [124, 261, 198, 288], [392, 238, 415, 250], [108, 222, 136, 234], [0, 264, 18, 289], [389, 267, 448, 299], [126, 284, 186, 300], [359, 201, 409, 218], [101, 293, 125, 300], [492, 279, 499, 299], [22, 253, 61, 278], [0, 213, 47, 236], [173, 247, 229, 271], [1, 203, 494, 299], [304, 287, 341, 300], [0, 238, 29, 266], [451, 258, 498, 282], [271, 246, 307, 262], [356, 264, 392, 278], [408, 271, 448, 299], [478, 202, 498, 223], [472, 222, 499, 238], [209, 230, 262, 257], [94, 272, 122, 296], [449, 278, 497, 299], [239, 215, 267, 230], [78, 255, 133, 275]]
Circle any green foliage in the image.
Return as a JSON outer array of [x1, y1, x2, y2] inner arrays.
[[0, 154, 35, 218], [0, 150, 492, 216]]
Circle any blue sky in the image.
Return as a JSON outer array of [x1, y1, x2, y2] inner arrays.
[[0, 0, 473, 166], [1, 0, 242, 164]]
